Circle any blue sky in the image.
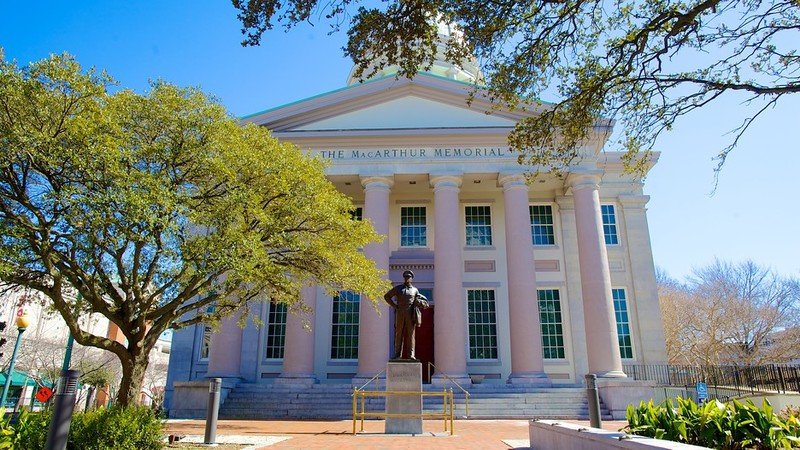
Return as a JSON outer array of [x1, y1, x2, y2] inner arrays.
[[3, 1, 797, 281]]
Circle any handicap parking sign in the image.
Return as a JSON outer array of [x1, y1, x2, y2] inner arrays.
[[696, 382, 708, 403]]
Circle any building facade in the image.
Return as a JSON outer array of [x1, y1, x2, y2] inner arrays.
[[0, 287, 171, 409], [165, 48, 668, 410]]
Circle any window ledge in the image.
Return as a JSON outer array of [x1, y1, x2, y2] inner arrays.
[[327, 360, 358, 366], [467, 359, 501, 365]]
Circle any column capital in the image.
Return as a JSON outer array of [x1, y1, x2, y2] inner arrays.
[[618, 194, 650, 209], [566, 171, 603, 192], [555, 196, 575, 210], [498, 173, 529, 192], [360, 176, 394, 191], [429, 174, 462, 191]]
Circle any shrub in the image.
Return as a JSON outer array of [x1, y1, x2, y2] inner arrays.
[[0, 408, 51, 450], [67, 406, 164, 450], [13, 409, 51, 450], [0, 405, 163, 450], [625, 397, 800, 449]]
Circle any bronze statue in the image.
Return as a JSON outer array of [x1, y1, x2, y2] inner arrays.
[[384, 270, 429, 360]]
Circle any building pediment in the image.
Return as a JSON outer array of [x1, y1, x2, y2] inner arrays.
[[294, 95, 516, 131], [240, 73, 531, 133]]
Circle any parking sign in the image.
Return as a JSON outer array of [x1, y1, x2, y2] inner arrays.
[[696, 382, 708, 403]]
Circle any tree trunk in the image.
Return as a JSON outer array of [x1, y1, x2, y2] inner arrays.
[[84, 386, 96, 412], [116, 353, 150, 407]]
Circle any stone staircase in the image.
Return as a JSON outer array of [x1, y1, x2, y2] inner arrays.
[[219, 382, 612, 420], [440, 384, 612, 419]]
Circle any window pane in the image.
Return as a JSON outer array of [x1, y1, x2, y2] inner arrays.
[[467, 289, 498, 359], [400, 206, 427, 247], [538, 289, 565, 359], [612, 288, 634, 359], [465, 206, 493, 246], [264, 302, 287, 359], [199, 305, 215, 360], [199, 325, 212, 360], [530, 205, 555, 245], [601, 204, 619, 245], [331, 291, 360, 359]]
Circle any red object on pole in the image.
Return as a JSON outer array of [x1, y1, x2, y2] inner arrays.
[[36, 386, 54, 403]]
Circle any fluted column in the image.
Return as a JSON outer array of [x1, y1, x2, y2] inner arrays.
[[499, 174, 551, 385], [570, 174, 626, 378], [355, 176, 393, 380], [206, 310, 244, 380], [276, 285, 317, 385], [430, 175, 470, 385]]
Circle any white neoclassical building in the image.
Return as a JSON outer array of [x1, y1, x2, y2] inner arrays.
[[165, 35, 668, 416]]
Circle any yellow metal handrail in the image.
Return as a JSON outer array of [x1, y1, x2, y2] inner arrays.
[[355, 368, 387, 392], [427, 362, 470, 417], [352, 387, 454, 435]]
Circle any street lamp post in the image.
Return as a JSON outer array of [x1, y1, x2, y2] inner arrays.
[[61, 292, 81, 372], [0, 314, 30, 408]]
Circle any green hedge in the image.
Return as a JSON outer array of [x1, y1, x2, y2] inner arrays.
[[625, 397, 800, 449], [0, 406, 164, 450]]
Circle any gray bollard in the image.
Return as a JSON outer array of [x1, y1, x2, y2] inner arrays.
[[204, 378, 222, 445], [585, 373, 602, 429], [45, 369, 81, 450]]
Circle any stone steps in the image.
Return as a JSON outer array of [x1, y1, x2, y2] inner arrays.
[[219, 383, 612, 420]]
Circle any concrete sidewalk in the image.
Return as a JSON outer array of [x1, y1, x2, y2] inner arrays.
[[164, 419, 629, 449]]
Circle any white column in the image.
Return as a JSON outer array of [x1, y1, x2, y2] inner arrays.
[[430, 175, 471, 385], [570, 174, 625, 378], [276, 285, 317, 385], [499, 174, 551, 385], [355, 176, 393, 380]]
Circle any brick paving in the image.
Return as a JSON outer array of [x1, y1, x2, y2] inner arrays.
[[164, 419, 629, 449]]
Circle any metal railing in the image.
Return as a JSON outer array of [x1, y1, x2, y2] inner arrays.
[[355, 368, 387, 392], [623, 364, 800, 401], [427, 362, 470, 417], [351, 387, 455, 435], [349, 362, 472, 435]]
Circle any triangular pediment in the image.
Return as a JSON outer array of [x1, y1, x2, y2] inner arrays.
[[241, 73, 532, 133], [294, 95, 516, 130]]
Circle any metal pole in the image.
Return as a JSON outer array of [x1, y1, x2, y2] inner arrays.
[[61, 335, 74, 372], [45, 369, 81, 450], [61, 293, 81, 372], [0, 326, 26, 407], [585, 373, 602, 429], [204, 378, 222, 445]]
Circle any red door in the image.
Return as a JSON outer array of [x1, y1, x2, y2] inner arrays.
[[416, 307, 434, 383]]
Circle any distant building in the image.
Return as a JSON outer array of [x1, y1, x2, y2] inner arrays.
[[165, 27, 668, 416], [0, 287, 170, 408]]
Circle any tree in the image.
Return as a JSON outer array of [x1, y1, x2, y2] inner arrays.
[[233, 0, 799, 176], [0, 53, 389, 406], [658, 268, 730, 365], [78, 362, 117, 411], [658, 260, 800, 366]]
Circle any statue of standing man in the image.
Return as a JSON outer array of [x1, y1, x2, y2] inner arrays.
[[384, 270, 429, 360]]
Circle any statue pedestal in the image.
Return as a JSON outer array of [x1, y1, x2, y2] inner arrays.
[[385, 361, 422, 434]]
